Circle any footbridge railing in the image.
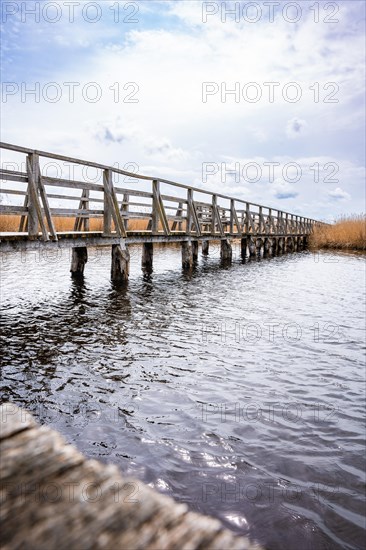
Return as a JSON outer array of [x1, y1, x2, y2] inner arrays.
[[0, 142, 321, 279], [0, 142, 318, 242]]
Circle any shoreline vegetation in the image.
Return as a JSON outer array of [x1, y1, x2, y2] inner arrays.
[[0, 214, 365, 252], [310, 215, 366, 252]]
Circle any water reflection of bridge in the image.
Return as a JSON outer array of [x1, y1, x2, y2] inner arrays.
[[0, 142, 320, 280]]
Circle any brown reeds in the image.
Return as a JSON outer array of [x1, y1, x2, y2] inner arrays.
[[310, 215, 366, 251], [0, 216, 148, 232], [2, 213, 364, 251]]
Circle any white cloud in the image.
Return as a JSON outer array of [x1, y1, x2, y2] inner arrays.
[[1, 0, 365, 219], [328, 187, 351, 201], [271, 179, 299, 200]]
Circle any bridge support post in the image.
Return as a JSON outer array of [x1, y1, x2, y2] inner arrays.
[[220, 239, 232, 262], [70, 247, 88, 276], [272, 238, 278, 255], [256, 238, 263, 258], [303, 235, 309, 250], [192, 240, 199, 262], [277, 237, 284, 253], [264, 237, 271, 256], [142, 242, 153, 271], [202, 240, 209, 255], [240, 237, 247, 259], [111, 244, 130, 282], [182, 241, 193, 269], [248, 237, 256, 258], [295, 236, 302, 251], [286, 236, 294, 253]]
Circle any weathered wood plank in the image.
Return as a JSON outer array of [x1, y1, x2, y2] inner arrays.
[[0, 403, 36, 440], [43, 176, 104, 192], [0, 205, 28, 214], [0, 173, 28, 183], [0, 189, 27, 196], [0, 404, 263, 549]]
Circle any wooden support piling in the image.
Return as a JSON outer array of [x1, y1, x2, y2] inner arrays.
[[286, 236, 294, 253], [142, 242, 153, 271], [256, 238, 263, 257], [277, 237, 284, 253], [70, 247, 88, 276], [182, 241, 193, 269], [264, 237, 271, 256], [248, 237, 256, 258], [241, 237, 248, 259], [111, 244, 130, 282], [202, 240, 209, 255], [220, 239, 232, 262], [192, 240, 199, 262]]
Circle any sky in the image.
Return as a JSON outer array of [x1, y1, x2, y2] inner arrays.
[[1, 0, 365, 221]]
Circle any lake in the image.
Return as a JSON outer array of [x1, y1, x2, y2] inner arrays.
[[1, 244, 365, 550]]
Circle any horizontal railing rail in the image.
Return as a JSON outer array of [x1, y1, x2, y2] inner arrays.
[[0, 142, 321, 243]]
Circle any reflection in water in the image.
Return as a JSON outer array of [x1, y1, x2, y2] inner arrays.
[[1, 244, 365, 550]]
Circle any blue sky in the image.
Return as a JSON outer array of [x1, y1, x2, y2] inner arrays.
[[1, 0, 365, 220]]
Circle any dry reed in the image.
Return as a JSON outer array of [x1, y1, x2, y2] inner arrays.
[[0, 216, 148, 232], [2, 213, 365, 251], [310, 215, 366, 251]]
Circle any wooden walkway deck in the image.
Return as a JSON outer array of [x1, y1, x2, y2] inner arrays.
[[0, 142, 321, 278], [0, 403, 263, 550]]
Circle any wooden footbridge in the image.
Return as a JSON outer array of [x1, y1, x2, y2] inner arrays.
[[0, 142, 319, 279]]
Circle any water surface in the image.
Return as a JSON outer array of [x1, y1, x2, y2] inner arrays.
[[1, 244, 365, 549]]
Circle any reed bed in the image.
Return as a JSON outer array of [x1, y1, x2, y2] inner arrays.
[[310, 215, 366, 251], [1, 214, 365, 251], [0, 215, 148, 232]]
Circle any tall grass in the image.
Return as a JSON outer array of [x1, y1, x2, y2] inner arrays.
[[2, 213, 365, 251], [0, 216, 148, 232], [310, 215, 366, 251]]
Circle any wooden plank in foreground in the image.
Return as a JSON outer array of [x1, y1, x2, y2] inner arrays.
[[0, 403, 263, 550]]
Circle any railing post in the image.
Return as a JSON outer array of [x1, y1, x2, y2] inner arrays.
[[211, 194, 217, 235], [103, 169, 126, 237], [122, 193, 129, 231], [26, 153, 39, 238], [26, 153, 49, 241], [259, 206, 263, 234], [186, 189, 192, 236], [245, 203, 250, 234], [103, 169, 112, 235], [151, 180, 159, 234], [268, 208, 272, 233], [230, 199, 234, 234], [84, 190, 90, 231]]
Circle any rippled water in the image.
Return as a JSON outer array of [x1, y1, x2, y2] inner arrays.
[[1, 243, 365, 549]]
